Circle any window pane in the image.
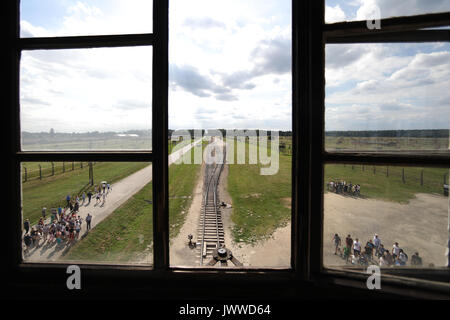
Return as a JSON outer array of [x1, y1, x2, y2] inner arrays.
[[169, 0, 292, 268], [323, 164, 449, 269], [325, 43, 450, 152], [21, 161, 153, 265], [20, 47, 152, 151], [20, 0, 152, 37], [325, 0, 450, 23]]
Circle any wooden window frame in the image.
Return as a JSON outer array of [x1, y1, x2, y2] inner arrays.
[[318, 7, 450, 292], [4, 0, 450, 299]]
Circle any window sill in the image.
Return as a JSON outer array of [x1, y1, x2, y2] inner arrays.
[[318, 267, 450, 299]]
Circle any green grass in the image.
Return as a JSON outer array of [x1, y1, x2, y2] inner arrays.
[[22, 162, 88, 182], [326, 136, 448, 151], [227, 141, 291, 244], [325, 164, 448, 203], [23, 137, 152, 151], [62, 182, 154, 262], [22, 162, 149, 225]]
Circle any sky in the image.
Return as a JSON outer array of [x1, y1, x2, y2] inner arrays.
[[19, 0, 450, 133]]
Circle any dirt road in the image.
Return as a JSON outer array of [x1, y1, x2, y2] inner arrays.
[[324, 192, 448, 267]]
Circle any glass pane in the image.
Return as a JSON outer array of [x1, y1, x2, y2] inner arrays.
[[325, 43, 450, 152], [325, 0, 450, 23], [323, 164, 450, 269], [169, 0, 292, 268], [20, 0, 152, 37], [21, 161, 153, 265], [20, 47, 152, 151]]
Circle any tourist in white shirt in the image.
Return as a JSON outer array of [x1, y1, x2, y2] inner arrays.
[[392, 242, 401, 259]]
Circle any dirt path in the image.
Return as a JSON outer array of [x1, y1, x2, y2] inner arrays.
[[323, 192, 448, 267], [24, 139, 202, 263], [169, 162, 205, 266]]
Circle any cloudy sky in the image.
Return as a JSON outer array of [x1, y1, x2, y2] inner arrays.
[[20, 0, 449, 132]]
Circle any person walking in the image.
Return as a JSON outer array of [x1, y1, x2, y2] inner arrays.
[[411, 252, 422, 266], [373, 234, 381, 255], [332, 233, 341, 255], [57, 206, 62, 220], [353, 238, 361, 257], [87, 191, 93, 204], [66, 194, 71, 207], [42, 207, 47, 219], [24, 233, 32, 254], [345, 234, 353, 252], [23, 218, 30, 234], [86, 213, 92, 231], [392, 242, 401, 260]]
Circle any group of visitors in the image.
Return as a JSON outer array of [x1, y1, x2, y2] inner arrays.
[[332, 233, 423, 267], [328, 180, 361, 196], [23, 211, 93, 254], [22, 182, 111, 255]]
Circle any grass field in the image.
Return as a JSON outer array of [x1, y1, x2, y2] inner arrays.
[[62, 148, 203, 263], [227, 141, 292, 244], [22, 137, 152, 151], [22, 162, 149, 225], [326, 136, 448, 151], [325, 164, 448, 203], [62, 181, 154, 262]]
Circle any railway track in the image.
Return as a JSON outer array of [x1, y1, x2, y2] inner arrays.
[[197, 146, 225, 265]]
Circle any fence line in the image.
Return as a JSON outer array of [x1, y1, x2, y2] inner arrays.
[[22, 162, 95, 182], [346, 165, 447, 191]]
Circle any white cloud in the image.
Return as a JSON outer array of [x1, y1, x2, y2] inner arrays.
[[326, 44, 450, 130], [326, 5, 347, 23]]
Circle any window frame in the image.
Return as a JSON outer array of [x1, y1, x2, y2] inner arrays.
[[4, 0, 450, 299], [319, 8, 450, 285]]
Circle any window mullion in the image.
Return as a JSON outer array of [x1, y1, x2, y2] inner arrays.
[[18, 33, 154, 50], [327, 29, 450, 44], [152, 0, 169, 270], [323, 11, 450, 38]]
